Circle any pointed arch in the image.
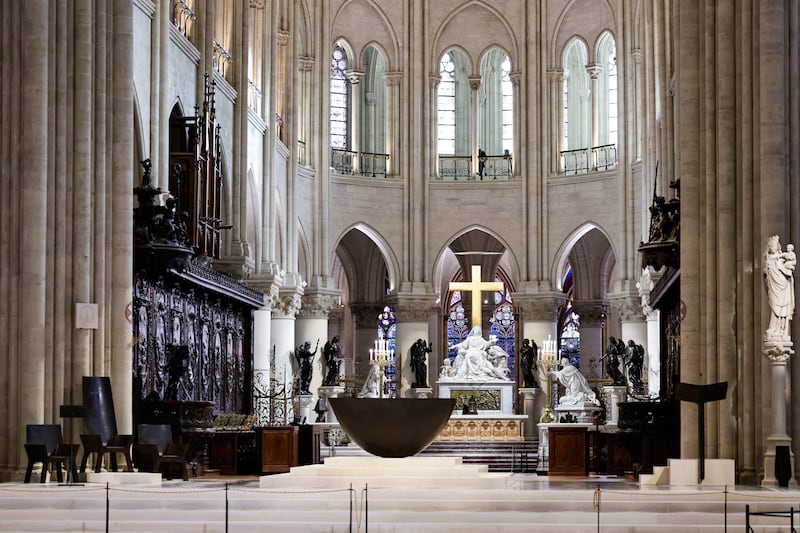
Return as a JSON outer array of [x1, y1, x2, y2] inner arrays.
[[332, 222, 400, 298]]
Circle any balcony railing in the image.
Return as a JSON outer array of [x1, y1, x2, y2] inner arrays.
[[438, 156, 472, 180], [330, 149, 389, 178], [171, 0, 196, 38], [561, 144, 617, 175], [212, 38, 233, 79], [247, 79, 262, 114], [438, 154, 513, 180]]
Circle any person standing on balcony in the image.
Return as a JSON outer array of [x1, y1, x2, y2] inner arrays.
[[478, 146, 487, 179]]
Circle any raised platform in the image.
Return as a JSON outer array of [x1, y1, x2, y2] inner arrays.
[[438, 380, 515, 414]]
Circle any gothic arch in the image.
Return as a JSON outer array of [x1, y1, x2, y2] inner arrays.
[[552, 222, 617, 297], [332, 223, 399, 300], [332, 0, 400, 69], [432, 1, 518, 72], [550, 0, 616, 66], [297, 220, 311, 285], [294, 0, 312, 57], [432, 226, 521, 301]]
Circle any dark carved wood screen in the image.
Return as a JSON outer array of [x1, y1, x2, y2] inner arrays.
[[169, 73, 223, 258], [132, 264, 263, 414]]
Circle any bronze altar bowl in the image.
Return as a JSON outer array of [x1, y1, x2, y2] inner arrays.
[[328, 397, 456, 458]]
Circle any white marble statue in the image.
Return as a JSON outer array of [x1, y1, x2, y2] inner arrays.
[[438, 326, 510, 382], [764, 235, 796, 341], [357, 363, 382, 398], [552, 357, 599, 406]]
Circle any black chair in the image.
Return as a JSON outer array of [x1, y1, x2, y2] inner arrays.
[[135, 424, 188, 480], [79, 376, 133, 473], [24, 424, 76, 483]]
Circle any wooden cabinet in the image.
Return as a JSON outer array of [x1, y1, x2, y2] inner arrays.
[[257, 426, 298, 474], [209, 432, 256, 475], [549, 426, 588, 476]]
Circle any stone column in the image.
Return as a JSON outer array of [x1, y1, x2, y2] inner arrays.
[[602, 385, 628, 426], [249, 275, 282, 425], [637, 267, 662, 396], [296, 289, 339, 402], [586, 64, 602, 149], [762, 341, 796, 487], [346, 70, 363, 174], [271, 288, 302, 420], [429, 75, 441, 176], [390, 295, 435, 397], [297, 57, 314, 166], [518, 388, 541, 439], [572, 300, 607, 382], [350, 304, 384, 381], [546, 69, 564, 173], [384, 72, 402, 175], [469, 75, 482, 177], [513, 293, 566, 421]]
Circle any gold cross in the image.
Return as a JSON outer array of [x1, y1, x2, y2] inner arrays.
[[448, 265, 504, 330]]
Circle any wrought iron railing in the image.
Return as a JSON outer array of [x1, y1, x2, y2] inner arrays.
[[331, 149, 357, 175], [330, 149, 389, 177], [359, 152, 389, 178], [437, 154, 514, 180], [438, 156, 473, 180], [561, 144, 617, 175]]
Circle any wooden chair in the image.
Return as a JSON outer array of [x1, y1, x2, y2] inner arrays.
[[24, 424, 75, 483], [135, 424, 188, 480]]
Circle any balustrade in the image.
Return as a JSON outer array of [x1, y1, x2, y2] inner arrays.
[[561, 144, 617, 175], [171, 0, 195, 38]]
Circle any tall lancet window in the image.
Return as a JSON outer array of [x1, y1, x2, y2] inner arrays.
[[330, 44, 350, 150], [446, 289, 469, 362], [438, 51, 457, 156], [478, 48, 514, 156], [489, 271, 516, 377], [377, 306, 397, 398], [557, 264, 581, 367], [562, 39, 590, 151], [597, 32, 618, 147]]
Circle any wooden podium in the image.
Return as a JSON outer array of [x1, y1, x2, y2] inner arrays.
[[549, 425, 588, 476], [674, 381, 727, 481], [256, 425, 315, 474]]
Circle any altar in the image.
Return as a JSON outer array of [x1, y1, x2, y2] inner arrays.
[[437, 381, 515, 414]]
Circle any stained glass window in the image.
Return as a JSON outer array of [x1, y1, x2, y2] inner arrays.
[[489, 282, 516, 377], [438, 52, 456, 155], [446, 290, 469, 362], [501, 56, 514, 155], [330, 45, 349, 150], [377, 306, 397, 398], [558, 263, 581, 367]]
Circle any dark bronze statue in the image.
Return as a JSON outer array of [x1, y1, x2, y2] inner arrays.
[[604, 336, 626, 386], [519, 338, 539, 388], [295, 340, 318, 395], [322, 336, 342, 386], [410, 338, 432, 388], [625, 339, 645, 394]]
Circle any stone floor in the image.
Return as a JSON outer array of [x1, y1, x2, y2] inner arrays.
[[1, 458, 799, 532]]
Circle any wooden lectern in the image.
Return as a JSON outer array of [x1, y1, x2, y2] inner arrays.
[[674, 381, 728, 482]]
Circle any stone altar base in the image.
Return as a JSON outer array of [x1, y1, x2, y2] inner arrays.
[[554, 403, 603, 423], [438, 414, 528, 441], [437, 380, 514, 414]]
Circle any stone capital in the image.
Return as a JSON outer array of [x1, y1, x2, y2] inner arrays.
[[276, 30, 289, 47], [631, 49, 642, 64], [387, 294, 437, 323], [274, 287, 304, 318], [585, 64, 603, 79], [547, 68, 564, 82], [350, 303, 385, 327], [298, 289, 341, 319], [298, 56, 314, 72], [249, 0, 265, 8], [765, 340, 795, 363], [609, 294, 645, 323], [512, 293, 567, 321], [572, 300, 607, 326], [346, 70, 364, 85], [384, 71, 403, 86], [509, 71, 521, 86], [429, 74, 441, 89], [468, 75, 482, 91]]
